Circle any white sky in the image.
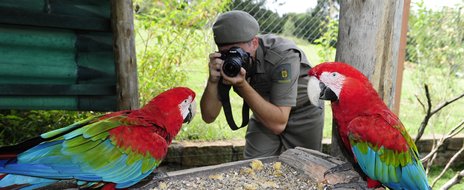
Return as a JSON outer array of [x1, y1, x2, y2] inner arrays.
[[265, 0, 464, 15], [415, 0, 463, 10], [265, 0, 317, 15]]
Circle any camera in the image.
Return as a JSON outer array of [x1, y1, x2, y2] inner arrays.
[[220, 47, 250, 77]]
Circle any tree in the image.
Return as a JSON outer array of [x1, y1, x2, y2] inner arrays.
[[333, 0, 408, 158]]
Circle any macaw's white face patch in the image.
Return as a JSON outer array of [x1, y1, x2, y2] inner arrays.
[[319, 71, 345, 98], [307, 76, 323, 108]]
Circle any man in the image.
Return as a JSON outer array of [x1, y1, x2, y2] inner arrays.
[[200, 10, 324, 158]]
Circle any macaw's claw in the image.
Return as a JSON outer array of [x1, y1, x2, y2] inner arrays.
[[324, 162, 354, 177], [324, 181, 369, 190]]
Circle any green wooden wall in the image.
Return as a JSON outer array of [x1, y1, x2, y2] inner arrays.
[[0, 0, 118, 111]]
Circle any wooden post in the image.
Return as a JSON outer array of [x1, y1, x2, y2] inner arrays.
[[331, 0, 408, 157], [393, 0, 411, 115], [111, 0, 139, 110]]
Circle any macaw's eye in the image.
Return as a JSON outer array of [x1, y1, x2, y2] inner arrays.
[[332, 72, 337, 77]]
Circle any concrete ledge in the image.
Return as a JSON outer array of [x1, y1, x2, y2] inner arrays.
[[163, 140, 245, 169], [162, 134, 464, 169]]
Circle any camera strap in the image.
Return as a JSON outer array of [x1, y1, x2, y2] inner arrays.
[[218, 78, 250, 130]]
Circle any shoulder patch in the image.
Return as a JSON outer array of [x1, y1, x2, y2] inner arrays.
[[273, 63, 292, 83]]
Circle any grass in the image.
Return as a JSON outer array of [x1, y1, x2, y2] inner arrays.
[[427, 164, 464, 189]]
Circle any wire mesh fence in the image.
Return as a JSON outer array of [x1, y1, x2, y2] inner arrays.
[[229, 0, 339, 45], [225, 0, 464, 67], [172, 0, 464, 82]]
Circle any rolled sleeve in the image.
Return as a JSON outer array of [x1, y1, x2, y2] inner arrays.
[[270, 50, 300, 107]]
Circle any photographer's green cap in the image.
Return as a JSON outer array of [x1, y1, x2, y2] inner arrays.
[[213, 10, 259, 45]]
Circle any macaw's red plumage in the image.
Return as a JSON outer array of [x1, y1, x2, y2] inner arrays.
[[0, 87, 196, 190], [307, 62, 430, 190]]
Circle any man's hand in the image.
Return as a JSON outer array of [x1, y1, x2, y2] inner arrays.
[[221, 68, 247, 88], [208, 52, 223, 84]]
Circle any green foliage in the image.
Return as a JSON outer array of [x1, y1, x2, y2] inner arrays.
[[282, 17, 296, 37], [288, 12, 325, 43], [0, 110, 93, 145], [314, 16, 338, 62], [401, 1, 464, 135], [134, 0, 230, 105]]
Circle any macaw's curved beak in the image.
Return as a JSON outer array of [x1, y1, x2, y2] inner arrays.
[[319, 82, 338, 102], [183, 100, 196, 124], [307, 76, 338, 109]]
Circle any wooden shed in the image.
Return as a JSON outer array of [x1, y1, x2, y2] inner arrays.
[[0, 0, 138, 111]]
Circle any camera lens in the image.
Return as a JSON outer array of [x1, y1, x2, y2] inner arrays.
[[222, 57, 242, 77], [220, 47, 250, 77]]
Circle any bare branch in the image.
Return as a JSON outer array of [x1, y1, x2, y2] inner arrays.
[[415, 85, 464, 143], [432, 143, 464, 187], [430, 91, 464, 116], [415, 84, 432, 143], [449, 120, 464, 137], [425, 135, 438, 174], [440, 169, 464, 190], [415, 94, 426, 112], [421, 119, 464, 162]]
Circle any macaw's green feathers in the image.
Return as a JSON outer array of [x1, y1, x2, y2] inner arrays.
[[0, 87, 196, 189], [351, 141, 414, 167], [40, 116, 100, 139]]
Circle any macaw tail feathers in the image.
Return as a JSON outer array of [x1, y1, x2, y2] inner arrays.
[[0, 174, 57, 190], [352, 142, 430, 190]]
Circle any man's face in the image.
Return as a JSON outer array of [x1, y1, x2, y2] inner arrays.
[[218, 37, 258, 58]]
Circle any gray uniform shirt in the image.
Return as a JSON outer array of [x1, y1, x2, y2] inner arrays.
[[244, 34, 324, 158]]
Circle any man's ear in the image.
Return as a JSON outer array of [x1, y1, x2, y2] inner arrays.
[[251, 36, 259, 49]]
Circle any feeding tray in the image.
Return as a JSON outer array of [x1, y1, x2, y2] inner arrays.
[[133, 147, 368, 190]]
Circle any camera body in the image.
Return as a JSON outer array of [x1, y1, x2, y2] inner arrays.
[[220, 47, 250, 77]]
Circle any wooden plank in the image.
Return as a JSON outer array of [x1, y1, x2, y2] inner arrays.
[[76, 33, 113, 52], [0, 84, 115, 95], [0, 95, 117, 111], [49, 0, 111, 19], [78, 96, 117, 111], [111, 0, 139, 110], [393, 0, 411, 115], [0, 8, 110, 31], [279, 147, 368, 189]]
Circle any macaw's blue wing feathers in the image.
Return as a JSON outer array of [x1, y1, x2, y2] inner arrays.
[[0, 174, 56, 190], [348, 115, 429, 190], [0, 116, 157, 189]]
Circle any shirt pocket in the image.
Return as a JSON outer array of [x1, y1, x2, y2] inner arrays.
[[250, 73, 271, 100]]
